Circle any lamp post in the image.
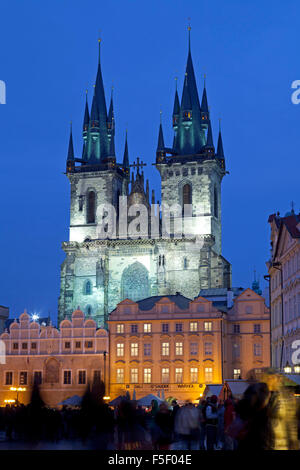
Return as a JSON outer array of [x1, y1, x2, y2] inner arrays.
[[284, 362, 292, 375], [271, 262, 284, 370], [9, 387, 26, 404], [264, 274, 272, 367]]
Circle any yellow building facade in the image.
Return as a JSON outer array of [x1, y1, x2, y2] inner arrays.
[[108, 290, 270, 402]]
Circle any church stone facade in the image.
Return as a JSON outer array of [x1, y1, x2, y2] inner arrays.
[[58, 33, 231, 327]]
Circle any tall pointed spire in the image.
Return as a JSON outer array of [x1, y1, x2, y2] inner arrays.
[[185, 26, 201, 115], [217, 120, 224, 158], [156, 112, 166, 163], [67, 122, 74, 160], [66, 122, 75, 173], [172, 78, 180, 131], [181, 74, 192, 116], [201, 78, 209, 113], [107, 86, 115, 136], [91, 85, 99, 122], [83, 90, 90, 131], [157, 113, 165, 151], [95, 38, 108, 122], [205, 118, 214, 150], [123, 130, 129, 171]]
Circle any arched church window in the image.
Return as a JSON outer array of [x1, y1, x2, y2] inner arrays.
[[86, 305, 92, 316], [121, 262, 150, 302], [85, 280, 92, 295], [87, 191, 96, 223], [182, 183, 192, 206], [214, 186, 218, 218]]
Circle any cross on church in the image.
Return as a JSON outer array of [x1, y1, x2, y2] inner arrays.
[[130, 157, 147, 173]]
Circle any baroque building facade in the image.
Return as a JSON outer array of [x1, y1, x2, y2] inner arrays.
[[267, 209, 300, 370], [108, 289, 270, 402], [59, 32, 231, 327], [0, 310, 108, 407]]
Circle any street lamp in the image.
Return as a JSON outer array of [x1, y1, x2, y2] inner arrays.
[[294, 365, 300, 374], [10, 387, 26, 404], [284, 362, 292, 374]]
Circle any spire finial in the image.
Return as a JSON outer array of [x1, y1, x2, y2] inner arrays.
[[160, 108, 162, 124], [187, 18, 191, 52], [98, 32, 102, 64], [204, 72, 206, 87], [175, 76, 178, 90], [218, 117, 221, 131], [291, 201, 295, 214]]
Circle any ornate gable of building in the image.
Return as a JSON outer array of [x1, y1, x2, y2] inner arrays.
[[234, 288, 263, 302]]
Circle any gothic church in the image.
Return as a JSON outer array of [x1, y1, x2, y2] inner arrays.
[[58, 31, 231, 326]]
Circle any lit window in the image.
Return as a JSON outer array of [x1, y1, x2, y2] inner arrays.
[[175, 342, 183, 355], [162, 342, 169, 356], [162, 368, 169, 384], [117, 343, 124, 357], [204, 367, 213, 383], [19, 372, 27, 386], [78, 370, 86, 385], [144, 368, 151, 384], [117, 324, 124, 334], [175, 368, 183, 383], [190, 342, 198, 355], [116, 369, 124, 384], [144, 343, 151, 356], [204, 322, 212, 332], [254, 343, 262, 356], [190, 367, 198, 383], [204, 342, 212, 355], [190, 322, 198, 332], [144, 323, 152, 333], [130, 368, 138, 384], [131, 343, 138, 356], [233, 369, 241, 379]]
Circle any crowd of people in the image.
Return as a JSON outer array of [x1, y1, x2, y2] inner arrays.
[[0, 373, 300, 450]]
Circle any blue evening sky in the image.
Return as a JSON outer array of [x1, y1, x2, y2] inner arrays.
[[0, 0, 299, 323]]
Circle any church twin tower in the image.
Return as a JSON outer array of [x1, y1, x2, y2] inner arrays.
[[58, 32, 231, 326]]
